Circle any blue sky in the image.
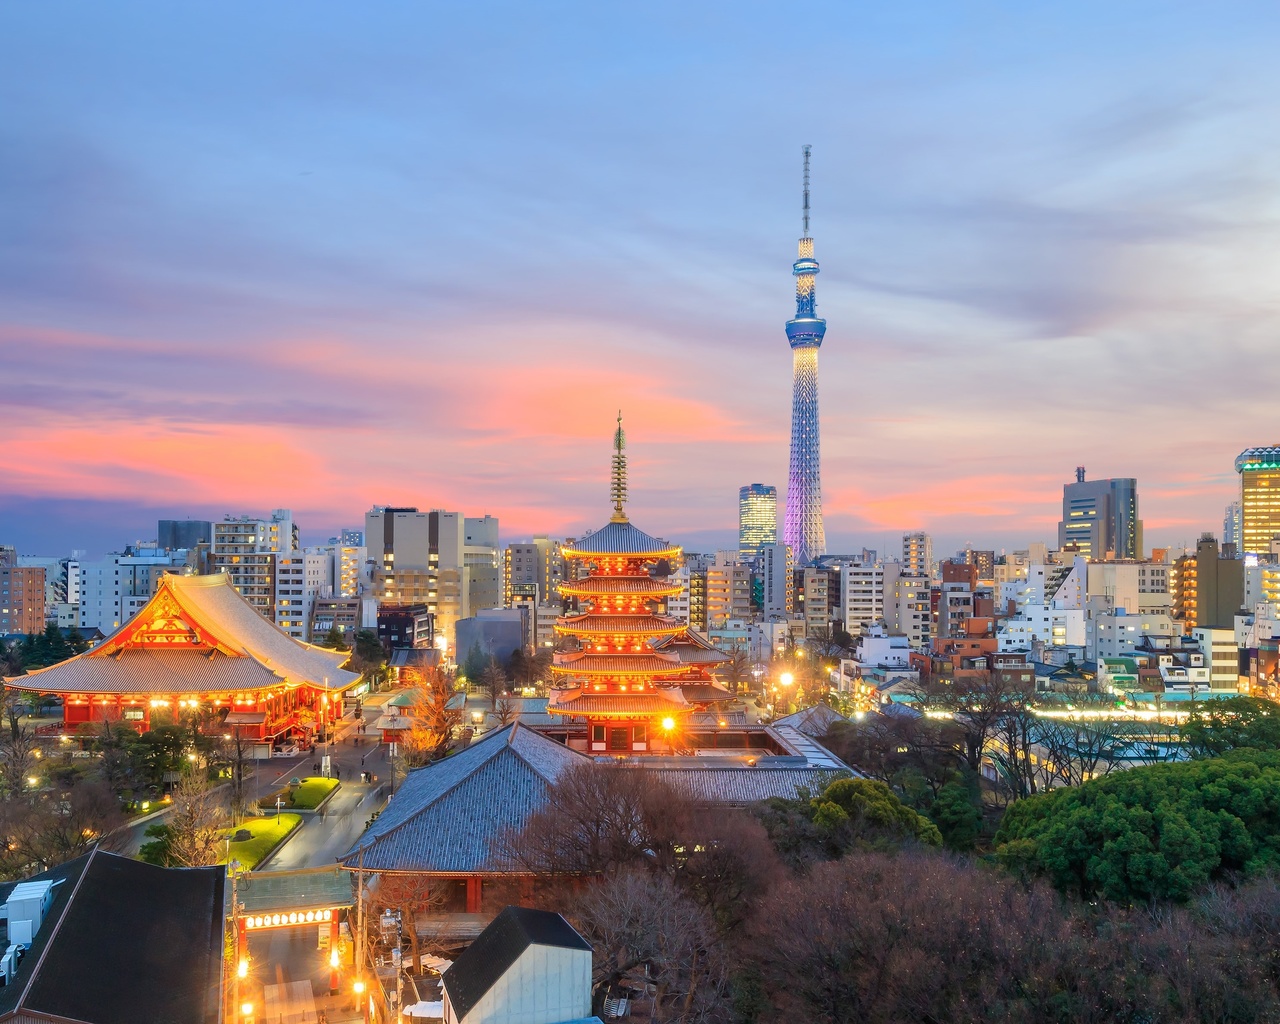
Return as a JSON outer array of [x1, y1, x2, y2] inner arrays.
[[2, 2, 1280, 558]]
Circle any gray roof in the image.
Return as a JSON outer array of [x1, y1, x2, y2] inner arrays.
[[647, 766, 849, 805], [341, 724, 589, 873], [768, 724, 850, 770], [563, 520, 676, 556], [773, 703, 846, 737]]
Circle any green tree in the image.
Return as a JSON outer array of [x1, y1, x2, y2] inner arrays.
[[461, 642, 486, 686], [1182, 696, 1280, 756], [994, 749, 1280, 902], [317, 625, 348, 650], [928, 779, 982, 852], [812, 777, 942, 848]]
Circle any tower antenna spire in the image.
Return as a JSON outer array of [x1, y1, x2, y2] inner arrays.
[[802, 144, 811, 236], [610, 411, 628, 522]]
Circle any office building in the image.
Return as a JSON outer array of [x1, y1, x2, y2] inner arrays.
[[738, 484, 778, 561], [1058, 468, 1142, 559], [760, 542, 793, 620], [78, 551, 186, 632], [1, 565, 46, 635], [1236, 446, 1280, 556], [1224, 501, 1243, 552], [157, 519, 212, 551]]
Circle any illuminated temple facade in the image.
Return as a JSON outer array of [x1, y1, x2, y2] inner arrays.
[[5, 573, 360, 743], [547, 417, 731, 753]]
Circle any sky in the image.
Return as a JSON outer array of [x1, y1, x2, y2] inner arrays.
[[3, 2, 1280, 560]]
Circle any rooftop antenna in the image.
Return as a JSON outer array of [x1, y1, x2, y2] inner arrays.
[[802, 144, 811, 236], [610, 411, 628, 523]]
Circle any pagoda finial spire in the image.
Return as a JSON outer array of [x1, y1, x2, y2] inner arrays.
[[610, 411, 628, 522]]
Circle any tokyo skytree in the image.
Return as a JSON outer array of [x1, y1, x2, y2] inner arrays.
[[782, 144, 827, 566]]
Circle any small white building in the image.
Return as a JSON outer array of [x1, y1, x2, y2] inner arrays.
[[441, 906, 598, 1024]]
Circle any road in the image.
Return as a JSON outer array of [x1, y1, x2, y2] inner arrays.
[[262, 725, 395, 871]]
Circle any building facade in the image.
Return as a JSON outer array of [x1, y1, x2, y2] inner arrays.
[[738, 484, 778, 561], [1237, 446, 1280, 556]]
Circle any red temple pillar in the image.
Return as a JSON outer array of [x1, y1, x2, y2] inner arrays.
[[466, 877, 482, 914]]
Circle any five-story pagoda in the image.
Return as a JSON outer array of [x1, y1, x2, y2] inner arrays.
[[548, 416, 726, 753]]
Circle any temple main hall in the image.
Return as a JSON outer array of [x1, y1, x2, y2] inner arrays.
[[5, 572, 361, 745]]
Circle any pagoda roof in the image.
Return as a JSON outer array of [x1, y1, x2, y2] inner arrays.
[[6, 573, 359, 696], [562, 520, 680, 558], [551, 651, 682, 676], [652, 630, 732, 666], [558, 576, 683, 598], [677, 682, 738, 704], [557, 613, 685, 636], [547, 688, 691, 716]]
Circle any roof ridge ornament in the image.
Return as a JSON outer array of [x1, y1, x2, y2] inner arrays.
[[610, 410, 628, 523]]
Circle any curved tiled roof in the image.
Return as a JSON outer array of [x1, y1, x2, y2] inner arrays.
[[7, 649, 287, 695], [551, 652, 682, 676], [562, 521, 680, 558], [547, 688, 690, 715], [341, 724, 588, 873], [647, 766, 850, 805], [558, 576, 683, 598], [8, 573, 359, 694], [557, 614, 684, 636]]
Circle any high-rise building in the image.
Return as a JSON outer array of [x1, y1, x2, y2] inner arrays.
[[1236, 447, 1280, 557], [902, 532, 933, 578], [0, 565, 46, 635], [738, 484, 778, 561], [782, 146, 827, 567], [1172, 534, 1244, 630], [365, 507, 435, 606], [211, 509, 296, 622], [1058, 468, 1142, 559], [157, 520, 212, 551], [760, 542, 793, 620], [1224, 502, 1243, 552]]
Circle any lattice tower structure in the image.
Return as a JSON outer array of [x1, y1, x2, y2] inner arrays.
[[783, 145, 827, 565]]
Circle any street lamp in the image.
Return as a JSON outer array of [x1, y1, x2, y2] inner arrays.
[[275, 796, 282, 823]]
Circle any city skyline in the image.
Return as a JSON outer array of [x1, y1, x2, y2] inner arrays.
[[4, 4, 1280, 558]]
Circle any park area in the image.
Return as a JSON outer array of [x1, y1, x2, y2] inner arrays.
[[222, 813, 303, 870], [258, 776, 339, 811]]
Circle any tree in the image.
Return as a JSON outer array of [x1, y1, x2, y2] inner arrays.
[[215, 725, 257, 824], [821, 713, 968, 806], [496, 762, 674, 876], [1182, 696, 1280, 757], [715, 642, 750, 695], [994, 749, 1280, 902], [479, 656, 507, 709], [493, 694, 520, 727], [461, 642, 487, 687], [165, 772, 226, 867], [0, 730, 38, 797], [575, 868, 729, 1023], [398, 667, 463, 768], [910, 670, 1033, 776], [21, 779, 126, 869], [317, 625, 348, 650], [810, 777, 942, 848], [928, 780, 982, 852]]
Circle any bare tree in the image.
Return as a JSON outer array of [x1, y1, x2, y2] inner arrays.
[[493, 694, 520, 727], [714, 642, 750, 695], [370, 873, 448, 975], [480, 656, 507, 710], [166, 772, 226, 867], [0, 730, 38, 798], [495, 762, 682, 876], [575, 868, 729, 1023], [215, 725, 257, 824]]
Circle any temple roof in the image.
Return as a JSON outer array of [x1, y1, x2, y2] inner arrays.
[[547, 687, 691, 716], [677, 682, 738, 704], [7, 573, 359, 695], [562, 521, 680, 558], [558, 576, 683, 598], [557, 614, 685, 636], [341, 724, 588, 874], [551, 652, 683, 676], [652, 630, 732, 666]]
